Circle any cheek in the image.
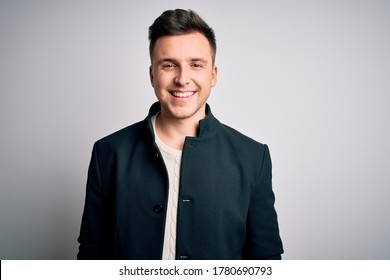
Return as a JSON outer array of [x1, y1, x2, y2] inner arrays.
[[154, 72, 173, 87], [199, 72, 215, 86]]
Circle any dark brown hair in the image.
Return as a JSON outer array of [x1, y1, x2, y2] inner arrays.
[[148, 9, 217, 64]]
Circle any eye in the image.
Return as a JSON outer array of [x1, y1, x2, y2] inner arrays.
[[162, 63, 176, 70], [192, 63, 203, 69]]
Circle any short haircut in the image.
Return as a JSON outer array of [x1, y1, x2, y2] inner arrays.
[[148, 9, 217, 64]]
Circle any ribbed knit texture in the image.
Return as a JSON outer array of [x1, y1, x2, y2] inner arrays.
[[151, 114, 182, 260]]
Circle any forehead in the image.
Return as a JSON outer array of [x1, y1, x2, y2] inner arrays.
[[152, 32, 213, 61]]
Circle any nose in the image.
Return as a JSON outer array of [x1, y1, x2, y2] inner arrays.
[[174, 67, 190, 86]]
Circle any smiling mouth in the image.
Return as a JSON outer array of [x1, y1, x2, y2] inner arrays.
[[170, 91, 195, 98]]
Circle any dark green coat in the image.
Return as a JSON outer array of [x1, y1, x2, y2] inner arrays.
[[77, 102, 283, 259]]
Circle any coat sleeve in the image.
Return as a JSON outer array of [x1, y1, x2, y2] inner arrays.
[[77, 143, 108, 259], [244, 144, 284, 259]]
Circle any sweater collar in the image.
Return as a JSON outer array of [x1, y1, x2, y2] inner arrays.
[[144, 102, 219, 140]]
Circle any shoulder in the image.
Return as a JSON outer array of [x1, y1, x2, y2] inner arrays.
[[210, 121, 270, 166], [94, 120, 147, 152], [216, 122, 267, 150], [202, 105, 268, 155]]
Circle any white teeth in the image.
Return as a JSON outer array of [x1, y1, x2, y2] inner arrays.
[[171, 91, 194, 98]]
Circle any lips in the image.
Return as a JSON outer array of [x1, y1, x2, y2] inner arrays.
[[170, 91, 195, 98]]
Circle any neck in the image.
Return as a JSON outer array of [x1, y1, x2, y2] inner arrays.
[[155, 110, 205, 150]]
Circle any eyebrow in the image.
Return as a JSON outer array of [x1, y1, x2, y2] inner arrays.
[[156, 57, 209, 65]]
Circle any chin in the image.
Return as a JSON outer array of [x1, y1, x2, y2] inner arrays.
[[160, 101, 207, 120], [170, 111, 196, 120], [167, 107, 199, 120]]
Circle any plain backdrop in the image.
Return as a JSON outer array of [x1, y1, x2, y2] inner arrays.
[[1, 0, 389, 259]]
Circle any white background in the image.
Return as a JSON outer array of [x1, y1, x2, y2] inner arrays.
[[0, 0, 389, 259]]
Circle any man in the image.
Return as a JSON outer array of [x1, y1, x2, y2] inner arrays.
[[77, 9, 283, 260]]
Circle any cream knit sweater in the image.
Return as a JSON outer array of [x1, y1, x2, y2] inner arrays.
[[151, 114, 182, 260]]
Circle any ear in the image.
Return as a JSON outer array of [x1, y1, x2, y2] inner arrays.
[[149, 65, 154, 87], [211, 65, 218, 87]]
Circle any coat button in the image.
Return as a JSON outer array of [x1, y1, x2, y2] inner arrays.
[[153, 205, 163, 213], [180, 255, 189, 259]]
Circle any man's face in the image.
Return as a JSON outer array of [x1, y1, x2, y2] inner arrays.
[[149, 32, 217, 121]]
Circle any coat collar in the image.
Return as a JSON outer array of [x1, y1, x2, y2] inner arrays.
[[144, 102, 220, 140]]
